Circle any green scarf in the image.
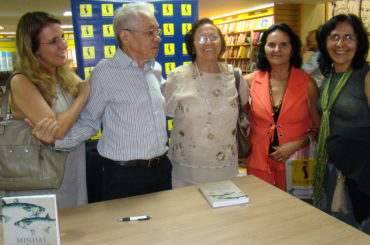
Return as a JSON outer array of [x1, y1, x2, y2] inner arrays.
[[312, 68, 353, 206]]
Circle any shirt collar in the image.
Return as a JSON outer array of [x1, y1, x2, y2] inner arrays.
[[114, 48, 155, 71]]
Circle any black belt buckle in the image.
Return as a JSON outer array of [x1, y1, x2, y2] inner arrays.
[[147, 157, 159, 167]]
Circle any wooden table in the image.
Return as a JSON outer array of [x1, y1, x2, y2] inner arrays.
[[1, 175, 369, 244]]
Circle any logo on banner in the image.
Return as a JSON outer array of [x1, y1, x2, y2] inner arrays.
[[80, 4, 93, 17], [165, 62, 176, 74], [182, 43, 188, 55], [83, 46, 96, 59], [81, 25, 94, 38], [164, 43, 175, 56], [103, 24, 114, 37], [104, 46, 116, 58], [163, 24, 174, 36], [101, 4, 114, 16], [162, 4, 174, 16], [181, 4, 192, 16], [84, 67, 95, 78], [182, 23, 192, 35], [183, 61, 192, 65]]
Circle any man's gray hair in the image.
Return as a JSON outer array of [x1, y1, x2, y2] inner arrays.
[[113, 2, 155, 46]]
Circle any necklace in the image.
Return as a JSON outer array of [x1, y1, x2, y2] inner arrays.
[[194, 62, 228, 115], [269, 78, 288, 116]]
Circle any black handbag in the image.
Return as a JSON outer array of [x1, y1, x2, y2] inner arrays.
[[0, 77, 68, 191], [233, 68, 251, 159]]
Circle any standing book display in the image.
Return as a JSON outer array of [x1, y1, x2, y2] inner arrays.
[[2, 194, 60, 245], [199, 180, 249, 208]]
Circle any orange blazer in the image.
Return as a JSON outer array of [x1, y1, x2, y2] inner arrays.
[[247, 67, 312, 171]]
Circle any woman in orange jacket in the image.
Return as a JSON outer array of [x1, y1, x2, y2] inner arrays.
[[244, 24, 321, 191]]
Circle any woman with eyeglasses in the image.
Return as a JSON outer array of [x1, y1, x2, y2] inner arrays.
[[3, 12, 90, 208], [162, 18, 250, 188], [243, 23, 321, 191], [313, 14, 370, 229]]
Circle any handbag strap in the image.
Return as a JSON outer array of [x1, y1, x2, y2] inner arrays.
[[1, 75, 14, 121], [233, 67, 241, 107]]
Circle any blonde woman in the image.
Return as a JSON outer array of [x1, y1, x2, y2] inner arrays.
[[4, 12, 89, 208]]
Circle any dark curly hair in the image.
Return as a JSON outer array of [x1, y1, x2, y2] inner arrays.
[[316, 14, 368, 76], [184, 18, 226, 62], [257, 23, 302, 71]]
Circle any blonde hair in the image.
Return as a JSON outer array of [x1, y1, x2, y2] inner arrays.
[[15, 12, 78, 106]]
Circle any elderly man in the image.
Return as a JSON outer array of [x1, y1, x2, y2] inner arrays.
[[31, 3, 172, 201]]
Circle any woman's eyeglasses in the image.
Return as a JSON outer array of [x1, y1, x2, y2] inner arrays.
[[327, 34, 356, 44], [39, 37, 67, 46], [194, 35, 220, 44]]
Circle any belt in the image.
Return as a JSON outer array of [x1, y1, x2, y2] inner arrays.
[[113, 153, 166, 168]]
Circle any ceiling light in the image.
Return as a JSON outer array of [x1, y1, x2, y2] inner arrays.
[[61, 25, 73, 29], [0, 32, 16, 35], [210, 3, 274, 20], [0, 26, 4, 30], [63, 11, 72, 16]]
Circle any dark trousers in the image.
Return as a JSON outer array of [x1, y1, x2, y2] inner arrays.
[[346, 178, 370, 223], [100, 154, 172, 201]]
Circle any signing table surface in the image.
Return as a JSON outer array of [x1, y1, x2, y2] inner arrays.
[[1, 175, 370, 244]]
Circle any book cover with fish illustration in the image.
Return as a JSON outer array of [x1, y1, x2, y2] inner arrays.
[[199, 180, 249, 208], [2, 194, 60, 245]]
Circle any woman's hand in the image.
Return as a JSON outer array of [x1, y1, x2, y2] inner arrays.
[[25, 118, 59, 145], [269, 139, 306, 162], [77, 79, 90, 102]]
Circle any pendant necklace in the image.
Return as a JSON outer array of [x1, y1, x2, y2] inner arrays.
[[269, 77, 288, 117]]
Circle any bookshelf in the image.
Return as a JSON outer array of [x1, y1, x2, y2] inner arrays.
[[212, 4, 302, 73]]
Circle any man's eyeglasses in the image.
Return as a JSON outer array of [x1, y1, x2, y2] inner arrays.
[[327, 34, 356, 44], [194, 35, 220, 44], [124, 28, 162, 37], [39, 37, 67, 46]]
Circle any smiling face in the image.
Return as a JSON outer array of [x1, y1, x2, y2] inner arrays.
[[35, 23, 67, 75], [326, 21, 357, 72], [193, 24, 222, 64], [264, 30, 292, 67]]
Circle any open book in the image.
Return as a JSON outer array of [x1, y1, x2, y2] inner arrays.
[[199, 180, 249, 208], [2, 194, 60, 245]]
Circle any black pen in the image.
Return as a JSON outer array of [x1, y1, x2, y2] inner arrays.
[[117, 215, 151, 222]]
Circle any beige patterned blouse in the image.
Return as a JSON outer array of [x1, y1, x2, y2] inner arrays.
[[163, 62, 249, 185]]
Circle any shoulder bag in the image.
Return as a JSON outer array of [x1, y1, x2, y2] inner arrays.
[[233, 68, 251, 159], [0, 76, 68, 191]]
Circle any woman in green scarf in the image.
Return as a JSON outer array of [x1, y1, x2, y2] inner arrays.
[[314, 14, 370, 230]]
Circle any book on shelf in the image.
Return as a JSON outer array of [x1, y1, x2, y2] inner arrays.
[[237, 46, 248, 58], [2, 194, 61, 245], [236, 33, 246, 45], [199, 180, 249, 208], [252, 31, 263, 44]]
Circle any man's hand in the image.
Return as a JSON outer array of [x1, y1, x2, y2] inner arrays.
[[25, 118, 59, 145]]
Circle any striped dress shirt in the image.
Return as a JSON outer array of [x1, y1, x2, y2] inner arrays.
[[55, 48, 168, 161]]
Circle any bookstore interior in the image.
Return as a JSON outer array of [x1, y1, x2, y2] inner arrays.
[[1, 0, 370, 244]]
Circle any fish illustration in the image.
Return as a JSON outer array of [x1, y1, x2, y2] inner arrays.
[[0, 214, 11, 223], [2, 199, 45, 217], [14, 213, 55, 235]]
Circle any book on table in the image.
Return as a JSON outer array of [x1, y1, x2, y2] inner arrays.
[[199, 180, 249, 208], [2, 194, 61, 245]]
